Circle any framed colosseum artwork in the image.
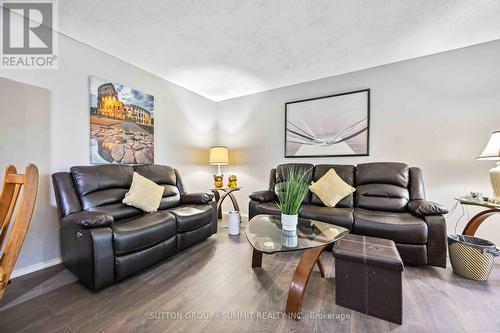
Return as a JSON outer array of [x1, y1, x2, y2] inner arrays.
[[89, 76, 154, 164]]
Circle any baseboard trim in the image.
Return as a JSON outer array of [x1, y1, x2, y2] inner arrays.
[[11, 257, 62, 279]]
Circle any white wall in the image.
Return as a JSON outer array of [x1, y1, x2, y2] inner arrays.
[[0, 78, 53, 274], [0, 33, 217, 274], [216, 40, 500, 245], [3, 31, 500, 276]]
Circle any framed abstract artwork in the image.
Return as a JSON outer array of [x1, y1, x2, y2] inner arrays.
[[89, 76, 154, 164], [285, 89, 370, 157]]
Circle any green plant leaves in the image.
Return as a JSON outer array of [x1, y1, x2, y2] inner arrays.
[[275, 166, 312, 215]]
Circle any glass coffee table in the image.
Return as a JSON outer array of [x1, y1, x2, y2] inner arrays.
[[245, 214, 349, 319]]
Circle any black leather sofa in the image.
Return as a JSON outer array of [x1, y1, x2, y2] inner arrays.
[[52, 164, 217, 290], [249, 162, 448, 267]]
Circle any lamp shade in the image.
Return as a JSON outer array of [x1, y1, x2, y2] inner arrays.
[[209, 146, 229, 165], [478, 131, 500, 160]]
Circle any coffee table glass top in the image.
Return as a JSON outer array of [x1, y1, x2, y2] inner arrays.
[[245, 214, 349, 254]]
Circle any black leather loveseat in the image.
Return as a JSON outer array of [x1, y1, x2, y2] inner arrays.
[[249, 162, 448, 267], [52, 164, 217, 290]]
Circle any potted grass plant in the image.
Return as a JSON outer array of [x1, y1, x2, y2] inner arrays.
[[275, 166, 312, 231]]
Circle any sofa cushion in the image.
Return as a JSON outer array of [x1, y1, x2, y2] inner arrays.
[[309, 169, 356, 208], [79, 188, 130, 209], [87, 203, 142, 221], [134, 165, 181, 209], [134, 164, 176, 184], [167, 204, 213, 233], [180, 193, 214, 205], [70, 165, 134, 210], [355, 184, 410, 212], [355, 163, 411, 212], [311, 164, 355, 208], [255, 201, 281, 216], [355, 162, 409, 187], [122, 172, 164, 212], [249, 190, 276, 202], [353, 208, 428, 244], [299, 204, 354, 230], [159, 194, 182, 210], [111, 212, 176, 255], [71, 165, 134, 196]]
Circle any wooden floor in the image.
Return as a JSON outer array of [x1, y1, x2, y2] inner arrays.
[[1, 225, 500, 333]]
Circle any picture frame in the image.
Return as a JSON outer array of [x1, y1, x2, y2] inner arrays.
[[89, 76, 155, 164], [285, 89, 370, 158]]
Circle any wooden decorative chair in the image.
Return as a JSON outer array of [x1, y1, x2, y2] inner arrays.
[[0, 164, 39, 301]]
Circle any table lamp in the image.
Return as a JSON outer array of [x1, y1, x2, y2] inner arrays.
[[477, 130, 500, 203], [209, 146, 229, 176]]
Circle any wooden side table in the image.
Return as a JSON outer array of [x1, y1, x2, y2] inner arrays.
[[456, 198, 500, 236], [210, 187, 242, 219]]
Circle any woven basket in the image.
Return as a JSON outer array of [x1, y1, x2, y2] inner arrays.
[[448, 235, 500, 281]]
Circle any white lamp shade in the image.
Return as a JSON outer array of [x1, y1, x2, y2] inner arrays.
[[209, 146, 229, 165], [478, 131, 500, 160]]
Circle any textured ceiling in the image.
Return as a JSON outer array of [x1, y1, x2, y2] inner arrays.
[[57, 0, 500, 101]]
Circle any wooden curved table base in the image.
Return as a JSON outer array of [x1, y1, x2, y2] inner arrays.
[[315, 257, 325, 278], [462, 208, 500, 236], [285, 245, 326, 319], [252, 248, 263, 268], [212, 189, 240, 219], [251, 245, 327, 320]]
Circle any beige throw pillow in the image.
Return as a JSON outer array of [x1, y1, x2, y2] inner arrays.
[[309, 169, 355, 207], [123, 172, 164, 212]]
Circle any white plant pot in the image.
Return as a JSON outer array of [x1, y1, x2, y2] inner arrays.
[[281, 232, 298, 248], [281, 213, 298, 231]]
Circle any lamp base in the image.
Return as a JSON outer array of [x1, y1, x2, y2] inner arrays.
[[490, 162, 500, 203]]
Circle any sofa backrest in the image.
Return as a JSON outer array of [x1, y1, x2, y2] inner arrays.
[[408, 167, 426, 201], [52, 164, 186, 220], [52, 172, 83, 218], [266, 162, 425, 212], [69, 165, 138, 220], [133, 165, 184, 210], [355, 162, 410, 212], [310, 164, 355, 208]]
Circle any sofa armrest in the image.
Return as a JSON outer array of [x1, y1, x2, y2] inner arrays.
[[249, 190, 276, 202], [180, 192, 214, 204], [423, 215, 447, 268], [60, 222, 114, 290], [61, 211, 114, 229], [408, 200, 448, 216]]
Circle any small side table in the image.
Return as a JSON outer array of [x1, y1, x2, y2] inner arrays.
[[456, 198, 500, 236], [210, 187, 242, 219]]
